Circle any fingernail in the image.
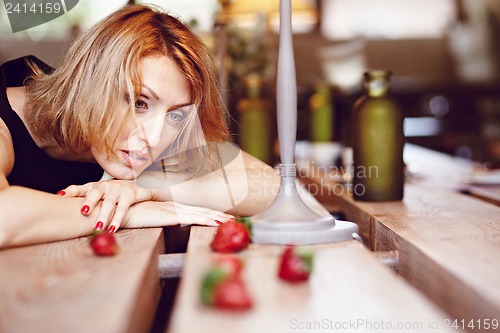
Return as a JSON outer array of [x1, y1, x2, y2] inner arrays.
[[107, 225, 116, 233], [94, 221, 104, 230], [56, 190, 65, 196], [81, 205, 90, 215], [215, 220, 223, 225]]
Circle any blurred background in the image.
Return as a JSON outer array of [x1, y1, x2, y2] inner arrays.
[[2, 0, 500, 167]]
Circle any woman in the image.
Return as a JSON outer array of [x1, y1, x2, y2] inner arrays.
[[0, 5, 281, 248]]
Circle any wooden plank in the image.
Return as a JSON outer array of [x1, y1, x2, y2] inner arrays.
[[371, 185, 500, 328], [303, 161, 500, 330], [0, 228, 165, 333], [403, 144, 500, 206], [167, 226, 459, 333], [465, 185, 500, 206], [403, 144, 476, 187]]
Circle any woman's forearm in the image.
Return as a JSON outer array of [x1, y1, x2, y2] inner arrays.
[[0, 186, 98, 248], [137, 159, 281, 216]]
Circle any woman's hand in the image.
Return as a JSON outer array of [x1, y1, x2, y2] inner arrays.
[[61, 180, 160, 232], [123, 201, 234, 229]]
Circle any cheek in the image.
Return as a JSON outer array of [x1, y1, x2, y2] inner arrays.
[[162, 121, 183, 142], [153, 131, 177, 154], [89, 146, 103, 161], [147, 127, 180, 158], [90, 146, 111, 169], [162, 129, 178, 144], [112, 105, 137, 140]]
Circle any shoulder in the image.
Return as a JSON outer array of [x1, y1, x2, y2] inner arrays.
[[0, 117, 14, 177], [6, 86, 26, 114]]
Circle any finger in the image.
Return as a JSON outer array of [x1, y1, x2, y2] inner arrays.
[[173, 203, 235, 220], [174, 206, 234, 227], [80, 188, 106, 216], [62, 183, 96, 197], [93, 196, 120, 229], [106, 201, 132, 234], [203, 209, 235, 222], [192, 214, 232, 227], [177, 213, 220, 227], [199, 208, 236, 226], [200, 219, 221, 227]]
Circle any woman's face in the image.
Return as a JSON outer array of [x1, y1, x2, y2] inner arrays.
[[91, 55, 193, 180]]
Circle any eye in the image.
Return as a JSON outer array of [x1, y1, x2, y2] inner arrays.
[[166, 110, 187, 124], [134, 99, 149, 111]]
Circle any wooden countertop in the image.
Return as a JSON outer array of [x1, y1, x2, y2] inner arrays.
[[300, 144, 500, 330], [0, 228, 165, 333], [167, 226, 460, 333]]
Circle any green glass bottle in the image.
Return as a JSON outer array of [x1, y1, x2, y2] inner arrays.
[[352, 70, 404, 201], [310, 81, 334, 142], [237, 75, 272, 164]]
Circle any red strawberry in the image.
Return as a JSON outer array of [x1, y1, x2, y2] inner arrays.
[[214, 255, 244, 277], [278, 246, 313, 282], [200, 268, 253, 311], [213, 277, 253, 310], [210, 218, 252, 253], [89, 230, 119, 256]]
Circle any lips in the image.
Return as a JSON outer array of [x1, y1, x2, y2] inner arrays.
[[121, 149, 149, 169]]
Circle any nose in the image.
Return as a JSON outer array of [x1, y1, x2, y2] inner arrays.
[[140, 115, 165, 148]]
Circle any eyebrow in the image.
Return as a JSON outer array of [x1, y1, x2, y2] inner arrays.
[[142, 84, 192, 112], [143, 85, 160, 101], [168, 102, 193, 112]]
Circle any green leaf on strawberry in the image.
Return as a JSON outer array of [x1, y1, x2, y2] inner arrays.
[[200, 267, 253, 311], [296, 247, 313, 272], [237, 216, 253, 238], [200, 268, 228, 305]]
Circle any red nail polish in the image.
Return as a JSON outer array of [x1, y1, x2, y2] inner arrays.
[[94, 221, 104, 230], [215, 220, 223, 225], [56, 190, 65, 196], [81, 205, 90, 215], [107, 225, 116, 233]]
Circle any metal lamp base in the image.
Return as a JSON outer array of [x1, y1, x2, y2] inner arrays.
[[250, 164, 360, 245], [252, 219, 360, 245]]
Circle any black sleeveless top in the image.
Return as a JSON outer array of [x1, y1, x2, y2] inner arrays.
[[0, 56, 104, 193]]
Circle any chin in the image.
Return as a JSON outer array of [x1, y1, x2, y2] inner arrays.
[[105, 167, 136, 180]]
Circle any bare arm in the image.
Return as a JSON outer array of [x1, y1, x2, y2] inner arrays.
[[136, 145, 281, 216], [0, 186, 101, 248], [137, 149, 329, 217], [0, 118, 97, 248]]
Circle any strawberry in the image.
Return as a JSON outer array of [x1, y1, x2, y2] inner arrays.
[[278, 246, 313, 282], [212, 277, 253, 310], [89, 230, 119, 256], [200, 268, 253, 311], [210, 218, 252, 253]]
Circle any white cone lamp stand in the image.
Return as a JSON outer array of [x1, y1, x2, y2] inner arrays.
[[250, 0, 360, 245]]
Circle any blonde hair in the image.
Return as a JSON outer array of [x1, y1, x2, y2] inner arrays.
[[25, 4, 228, 174]]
